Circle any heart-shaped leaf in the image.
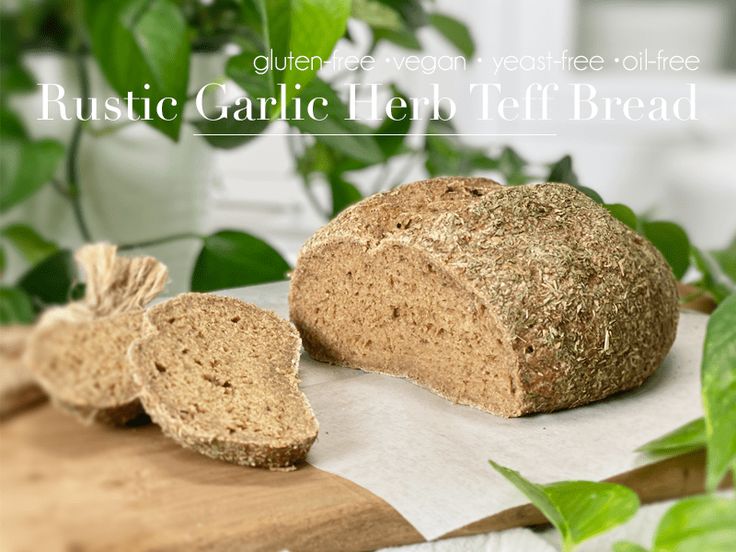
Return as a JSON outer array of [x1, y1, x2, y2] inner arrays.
[[191, 230, 291, 292], [701, 293, 736, 491], [18, 249, 76, 308], [489, 459, 639, 552], [84, 0, 190, 140]]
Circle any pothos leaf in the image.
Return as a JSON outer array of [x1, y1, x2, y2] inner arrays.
[[489, 459, 639, 552], [701, 293, 736, 491], [191, 230, 290, 292], [642, 221, 691, 280], [652, 495, 736, 552], [636, 418, 706, 456]]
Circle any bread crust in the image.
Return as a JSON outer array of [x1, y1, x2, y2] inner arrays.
[[290, 177, 679, 416]]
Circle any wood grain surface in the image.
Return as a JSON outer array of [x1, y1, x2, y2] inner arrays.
[[0, 404, 719, 552]]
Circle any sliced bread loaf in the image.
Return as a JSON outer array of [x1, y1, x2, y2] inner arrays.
[[24, 244, 168, 425], [289, 177, 679, 417], [0, 326, 46, 420], [128, 293, 318, 469]]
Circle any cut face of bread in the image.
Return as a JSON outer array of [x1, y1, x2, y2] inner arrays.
[[129, 293, 318, 469], [290, 177, 680, 417], [0, 326, 46, 420], [25, 312, 145, 425]]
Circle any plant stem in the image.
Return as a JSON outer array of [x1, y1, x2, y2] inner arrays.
[[118, 232, 203, 251], [286, 134, 330, 219], [66, 51, 93, 242]]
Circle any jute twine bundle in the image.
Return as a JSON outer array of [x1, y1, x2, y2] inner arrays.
[[39, 243, 168, 327]]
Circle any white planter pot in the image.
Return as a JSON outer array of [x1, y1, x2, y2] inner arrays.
[[6, 52, 223, 293]]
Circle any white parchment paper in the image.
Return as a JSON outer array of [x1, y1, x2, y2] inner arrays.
[[223, 282, 705, 541]]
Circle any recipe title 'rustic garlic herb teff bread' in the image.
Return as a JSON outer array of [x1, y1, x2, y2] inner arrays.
[[24, 244, 168, 425], [289, 177, 679, 417], [129, 293, 318, 469]]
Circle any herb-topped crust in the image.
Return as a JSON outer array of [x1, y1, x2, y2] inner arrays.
[[289, 177, 679, 416]]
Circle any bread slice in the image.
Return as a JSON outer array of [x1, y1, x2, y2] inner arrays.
[[25, 312, 146, 425], [289, 177, 679, 417], [129, 293, 318, 469], [23, 243, 168, 425], [0, 326, 46, 420]]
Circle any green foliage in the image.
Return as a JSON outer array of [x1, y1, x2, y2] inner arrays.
[[489, 459, 639, 552], [17, 249, 76, 308], [0, 110, 65, 213], [641, 221, 691, 280], [701, 294, 736, 491], [652, 495, 736, 552], [0, 224, 59, 265], [0, 286, 36, 325], [84, 0, 191, 140], [425, 117, 498, 177], [227, 0, 350, 109], [191, 230, 291, 292], [547, 155, 603, 203], [605, 203, 638, 230], [691, 247, 735, 304], [193, 116, 271, 149], [637, 418, 706, 457], [615, 495, 736, 552], [328, 175, 363, 217], [290, 78, 384, 164], [428, 13, 475, 58]]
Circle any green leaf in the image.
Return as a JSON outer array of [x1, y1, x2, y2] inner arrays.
[[424, 117, 497, 177], [375, 84, 413, 158], [226, 47, 274, 100], [711, 236, 736, 283], [191, 230, 291, 292], [0, 286, 35, 325], [613, 542, 648, 552], [653, 495, 736, 551], [84, 0, 190, 140], [329, 175, 363, 217], [230, 0, 350, 108], [701, 294, 736, 491], [371, 27, 422, 50], [0, 245, 5, 275], [691, 247, 734, 304], [429, 13, 475, 58], [489, 459, 639, 552], [193, 115, 270, 149], [0, 224, 59, 265], [636, 418, 706, 456], [352, 0, 404, 31], [605, 203, 638, 231], [547, 155, 603, 203], [17, 249, 76, 307], [375, 0, 426, 29], [290, 78, 384, 165], [499, 146, 529, 184], [641, 221, 691, 280], [0, 130, 65, 213]]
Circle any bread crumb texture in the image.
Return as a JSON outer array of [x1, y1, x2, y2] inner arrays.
[[129, 293, 318, 469], [23, 243, 168, 425], [289, 177, 679, 417]]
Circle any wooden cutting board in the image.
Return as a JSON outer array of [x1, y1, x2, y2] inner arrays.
[[0, 404, 716, 552]]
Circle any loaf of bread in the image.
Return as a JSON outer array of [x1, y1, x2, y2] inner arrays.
[[129, 293, 318, 469], [24, 244, 168, 425], [289, 177, 679, 417], [0, 326, 46, 420]]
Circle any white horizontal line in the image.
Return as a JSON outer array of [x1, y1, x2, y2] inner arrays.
[[193, 132, 558, 137]]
